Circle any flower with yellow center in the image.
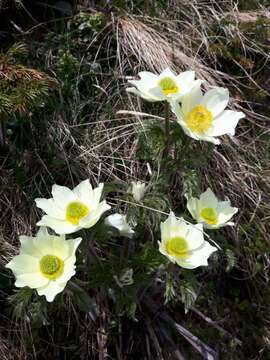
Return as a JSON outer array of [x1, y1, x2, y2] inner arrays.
[[186, 188, 238, 229], [171, 86, 245, 144], [5, 228, 82, 302], [35, 179, 111, 235], [159, 212, 217, 269], [126, 68, 203, 102]]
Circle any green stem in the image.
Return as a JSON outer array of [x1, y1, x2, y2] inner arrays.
[[163, 102, 170, 158]]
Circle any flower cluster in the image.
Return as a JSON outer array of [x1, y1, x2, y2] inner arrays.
[[127, 67, 241, 267], [127, 67, 245, 144], [6, 67, 242, 304], [6, 180, 111, 302], [159, 189, 238, 268]]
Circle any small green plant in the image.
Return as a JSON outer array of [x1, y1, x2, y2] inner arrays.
[[0, 43, 56, 146]]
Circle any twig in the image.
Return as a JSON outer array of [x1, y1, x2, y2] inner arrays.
[[190, 307, 242, 346]]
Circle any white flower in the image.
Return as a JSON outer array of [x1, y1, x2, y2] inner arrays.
[[171, 86, 245, 144], [186, 188, 238, 229], [127, 68, 202, 102], [130, 181, 146, 202], [159, 212, 217, 269], [35, 179, 111, 235], [6, 228, 82, 302], [105, 213, 135, 238]]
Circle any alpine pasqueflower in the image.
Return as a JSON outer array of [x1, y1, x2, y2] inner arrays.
[[6, 228, 82, 302], [171, 86, 245, 144], [186, 188, 238, 229], [35, 179, 111, 234], [127, 68, 202, 102], [159, 212, 217, 269]]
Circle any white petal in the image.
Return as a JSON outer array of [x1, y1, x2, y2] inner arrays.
[[73, 237, 82, 253], [158, 67, 177, 79], [19, 236, 43, 258], [91, 183, 104, 208], [199, 188, 219, 209], [36, 227, 49, 237], [56, 268, 75, 284], [176, 70, 195, 94], [105, 214, 134, 237], [161, 214, 189, 244], [126, 87, 158, 101], [185, 223, 205, 250], [17, 230, 71, 261], [186, 197, 200, 221], [178, 120, 220, 144], [201, 88, 229, 117], [176, 241, 217, 269], [217, 202, 238, 225], [33, 233, 55, 255], [181, 85, 203, 115], [52, 184, 77, 209], [37, 281, 66, 302], [147, 86, 166, 100], [207, 110, 245, 136], [55, 256, 76, 283], [37, 215, 79, 235], [73, 179, 93, 203], [65, 237, 82, 258], [160, 219, 171, 244], [15, 272, 49, 288], [50, 236, 72, 260], [137, 71, 159, 82], [175, 118, 221, 144], [176, 70, 195, 83], [170, 100, 185, 123], [79, 201, 111, 228], [105, 213, 124, 228], [195, 134, 221, 145], [35, 198, 65, 219], [170, 100, 220, 144], [6, 254, 39, 274], [128, 75, 162, 101], [131, 181, 146, 202]]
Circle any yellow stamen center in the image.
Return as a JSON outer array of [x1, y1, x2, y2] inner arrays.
[[40, 255, 64, 280], [186, 105, 213, 133], [66, 201, 89, 225], [159, 77, 179, 96], [200, 207, 218, 225], [166, 236, 189, 259]]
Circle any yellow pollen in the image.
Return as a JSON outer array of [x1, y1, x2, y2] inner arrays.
[[159, 77, 179, 96], [200, 207, 218, 225], [166, 236, 189, 259], [186, 105, 213, 133], [66, 201, 89, 225], [40, 255, 64, 280]]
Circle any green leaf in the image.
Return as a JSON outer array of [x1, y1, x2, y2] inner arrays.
[[225, 248, 237, 272], [180, 272, 198, 313], [164, 272, 176, 304]]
